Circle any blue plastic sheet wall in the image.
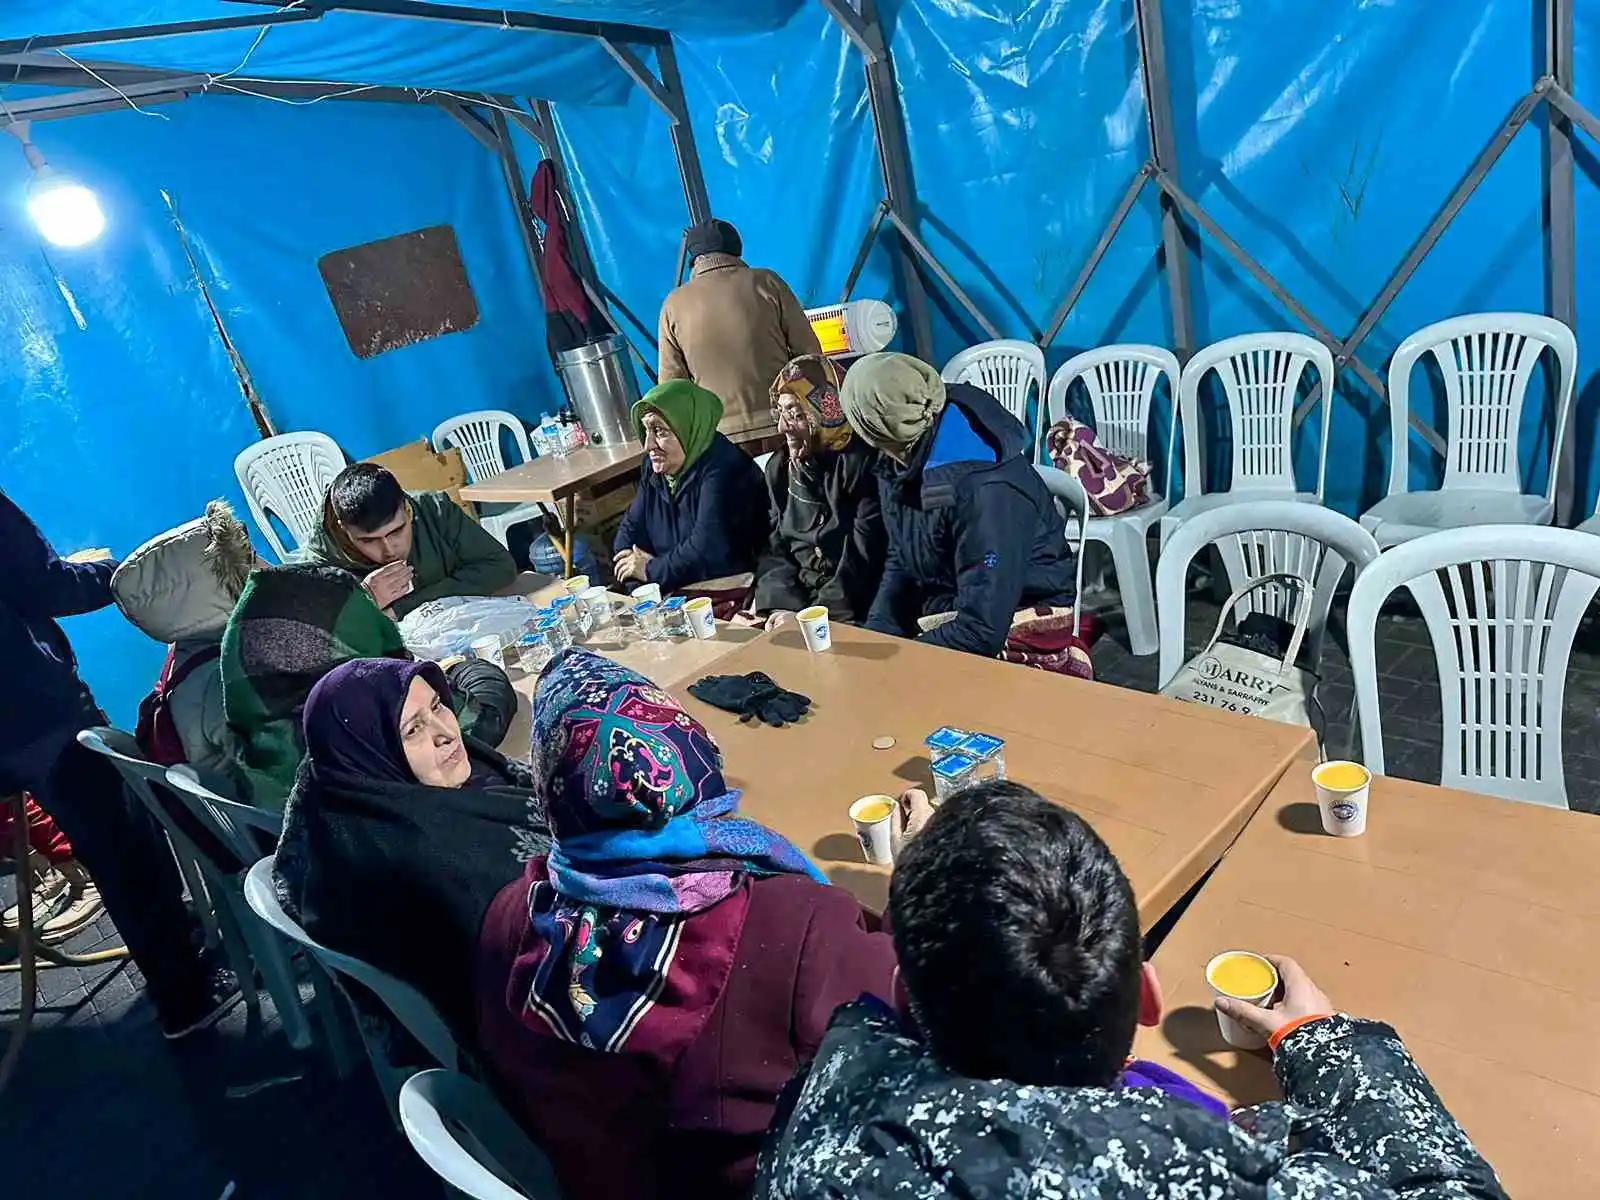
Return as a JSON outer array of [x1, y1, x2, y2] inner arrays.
[[552, 6, 899, 377], [0, 94, 561, 723], [564, 0, 1600, 519]]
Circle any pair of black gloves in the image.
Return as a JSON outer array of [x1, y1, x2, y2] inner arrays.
[[688, 671, 812, 727]]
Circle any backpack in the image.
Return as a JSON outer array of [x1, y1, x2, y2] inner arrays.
[[1044, 415, 1152, 516], [134, 644, 223, 767]]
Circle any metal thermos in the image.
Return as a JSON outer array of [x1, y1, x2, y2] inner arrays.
[[555, 335, 640, 446]]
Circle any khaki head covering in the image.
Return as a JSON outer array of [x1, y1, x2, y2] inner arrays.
[[838, 352, 947, 461]]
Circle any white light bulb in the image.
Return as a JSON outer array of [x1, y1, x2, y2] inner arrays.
[[27, 174, 105, 247]]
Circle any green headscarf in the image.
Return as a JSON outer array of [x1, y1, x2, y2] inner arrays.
[[632, 380, 723, 490], [838, 352, 948, 462]]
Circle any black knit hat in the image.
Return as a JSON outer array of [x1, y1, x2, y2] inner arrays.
[[684, 218, 741, 263]]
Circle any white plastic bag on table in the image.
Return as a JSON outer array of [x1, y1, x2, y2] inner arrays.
[[399, 596, 536, 662]]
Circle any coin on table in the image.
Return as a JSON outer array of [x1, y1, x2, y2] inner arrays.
[[871, 735, 897, 751]]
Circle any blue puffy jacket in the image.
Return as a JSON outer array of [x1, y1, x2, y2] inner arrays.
[[865, 383, 1076, 658], [613, 433, 769, 591], [0, 489, 117, 747]]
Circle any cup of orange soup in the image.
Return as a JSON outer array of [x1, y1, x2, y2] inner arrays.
[[1205, 951, 1279, 1049], [849, 794, 901, 866], [1312, 759, 1371, 838]]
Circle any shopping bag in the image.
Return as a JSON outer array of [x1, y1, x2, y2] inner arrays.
[[1160, 571, 1324, 742]]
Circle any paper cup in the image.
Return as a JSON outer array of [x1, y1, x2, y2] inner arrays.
[[797, 605, 832, 653], [579, 585, 612, 628], [564, 574, 591, 596], [469, 634, 505, 671], [1312, 760, 1371, 837], [1205, 951, 1279, 1050], [632, 582, 663, 605], [685, 596, 717, 640], [849, 794, 902, 866]]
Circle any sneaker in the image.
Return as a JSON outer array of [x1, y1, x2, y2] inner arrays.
[[2, 851, 70, 933], [160, 965, 243, 1041], [38, 860, 105, 945]]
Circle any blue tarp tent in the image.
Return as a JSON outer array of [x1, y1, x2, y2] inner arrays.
[[2, 1, 1597, 721]]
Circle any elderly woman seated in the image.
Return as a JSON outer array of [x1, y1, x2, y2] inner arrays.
[[473, 648, 925, 1200], [273, 657, 546, 1042], [745, 355, 885, 628], [611, 380, 769, 593]]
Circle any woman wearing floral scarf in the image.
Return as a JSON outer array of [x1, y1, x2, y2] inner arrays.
[[473, 648, 924, 1200], [743, 354, 886, 628]]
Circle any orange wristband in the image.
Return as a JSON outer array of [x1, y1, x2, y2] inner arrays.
[[1267, 1013, 1334, 1052]]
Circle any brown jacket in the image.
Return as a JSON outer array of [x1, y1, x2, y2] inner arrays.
[[658, 253, 823, 440]]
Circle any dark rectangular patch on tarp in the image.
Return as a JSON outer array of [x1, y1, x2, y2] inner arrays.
[[318, 224, 478, 358]]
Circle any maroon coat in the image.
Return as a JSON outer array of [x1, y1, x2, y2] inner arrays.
[[475, 864, 897, 1200]]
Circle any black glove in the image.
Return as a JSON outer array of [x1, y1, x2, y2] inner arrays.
[[689, 671, 812, 727]]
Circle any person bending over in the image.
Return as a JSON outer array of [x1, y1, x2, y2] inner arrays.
[[612, 380, 768, 593], [839, 353, 1076, 659], [745, 355, 884, 628], [274, 657, 545, 1044], [657, 217, 822, 445], [304, 462, 516, 618], [757, 780, 1505, 1199], [474, 648, 922, 1200], [220, 562, 408, 811]]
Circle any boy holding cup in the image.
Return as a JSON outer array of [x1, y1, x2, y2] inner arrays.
[[758, 781, 1505, 1199]]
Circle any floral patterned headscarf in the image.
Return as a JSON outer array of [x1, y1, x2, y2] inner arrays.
[[517, 648, 823, 1050], [771, 354, 852, 455]]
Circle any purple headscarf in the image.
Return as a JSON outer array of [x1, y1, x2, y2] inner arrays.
[[302, 657, 452, 783]]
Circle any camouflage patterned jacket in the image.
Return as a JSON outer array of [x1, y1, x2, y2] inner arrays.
[[755, 1003, 1506, 1199]]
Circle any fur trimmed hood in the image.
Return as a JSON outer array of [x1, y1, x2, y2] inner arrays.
[[113, 500, 258, 644]]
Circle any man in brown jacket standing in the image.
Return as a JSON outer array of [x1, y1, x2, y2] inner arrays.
[[658, 218, 823, 446]]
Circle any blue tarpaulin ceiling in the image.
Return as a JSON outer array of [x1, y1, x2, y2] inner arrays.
[[2, 1, 1597, 724]]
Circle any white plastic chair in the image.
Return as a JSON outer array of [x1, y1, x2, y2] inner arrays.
[[1360, 314, 1578, 547], [1347, 525, 1600, 808], [76, 730, 344, 1060], [234, 432, 344, 561], [1160, 333, 1335, 549], [1044, 345, 1182, 656], [1155, 502, 1381, 691], [1032, 465, 1094, 640], [432, 411, 547, 547], [941, 340, 1047, 445], [244, 855, 463, 1112], [399, 1069, 564, 1200]]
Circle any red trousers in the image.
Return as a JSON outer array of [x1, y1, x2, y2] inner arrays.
[[0, 793, 74, 865]]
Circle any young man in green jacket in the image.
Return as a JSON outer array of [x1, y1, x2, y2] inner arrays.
[[302, 463, 517, 618]]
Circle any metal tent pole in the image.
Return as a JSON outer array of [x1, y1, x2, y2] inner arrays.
[[1543, 0, 1577, 523], [489, 107, 547, 314], [1130, 0, 1195, 358], [846, 0, 935, 361], [654, 39, 711, 227]]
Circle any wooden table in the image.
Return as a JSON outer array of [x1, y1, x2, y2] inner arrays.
[[459, 444, 644, 575], [495, 576, 758, 759], [1134, 767, 1600, 1197], [671, 623, 1313, 920]]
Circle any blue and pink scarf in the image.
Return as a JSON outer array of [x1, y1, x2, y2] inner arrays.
[[519, 648, 823, 1050]]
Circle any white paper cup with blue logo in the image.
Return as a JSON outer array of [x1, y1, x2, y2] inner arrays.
[[1312, 760, 1371, 837], [798, 605, 832, 653]]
